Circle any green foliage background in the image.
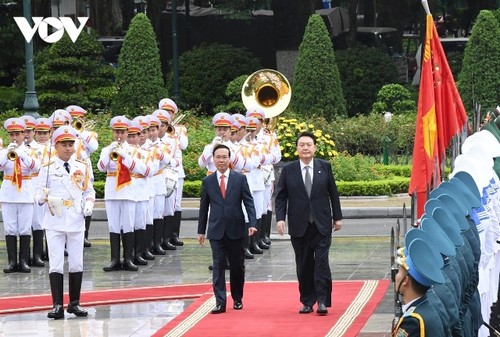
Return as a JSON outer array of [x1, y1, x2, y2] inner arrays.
[[457, 10, 500, 112], [111, 13, 167, 117], [291, 14, 347, 120]]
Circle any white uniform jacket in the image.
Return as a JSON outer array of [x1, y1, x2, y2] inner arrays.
[[35, 157, 96, 232]]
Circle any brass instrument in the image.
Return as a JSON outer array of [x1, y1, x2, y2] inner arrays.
[[166, 113, 186, 134], [241, 69, 291, 123], [7, 141, 18, 161], [109, 139, 122, 161], [72, 117, 96, 133]]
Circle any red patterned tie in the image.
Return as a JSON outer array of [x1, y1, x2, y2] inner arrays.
[[220, 174, 226, 199]]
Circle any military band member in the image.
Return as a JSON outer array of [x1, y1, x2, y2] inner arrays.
[[127, 120, 157, 266], [134, 116, 157, 261], [35, 126, 95, 319], [30, 117, 55, 267], [98, 116, 148, 272], [50, 109, 72, 131], [154, 109, 183, 250], [159, 98, 188, 247], [251, 108, 281, 247], [21, 115, 37, 147], [0, 118, 41, 273], [146, 114, 173, 255], [66, 105, 99, 248]]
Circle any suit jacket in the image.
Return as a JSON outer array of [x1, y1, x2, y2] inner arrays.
[[275, 158, 342, 237], [198, 170, 256, 240]]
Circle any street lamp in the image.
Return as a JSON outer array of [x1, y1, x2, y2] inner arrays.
[[134, 0, 142, 14], [383, 111, 393, 165], [22, 0, 39, 118]]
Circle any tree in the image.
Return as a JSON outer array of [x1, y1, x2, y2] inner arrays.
[[291, 14, 347, 120], [31, 32, 115, 114], [111, 13, 167, 116], [457, 10, 500, 112]]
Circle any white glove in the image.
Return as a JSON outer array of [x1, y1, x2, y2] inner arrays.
[[16, 148, 31, 162], [47, 196, 63, 217], [7, 143, 17, 150], [109, 141, 120, 151], [83, 201, 94, 216]]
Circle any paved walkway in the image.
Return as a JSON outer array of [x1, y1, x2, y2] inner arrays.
[[0, 196, 409, 336]]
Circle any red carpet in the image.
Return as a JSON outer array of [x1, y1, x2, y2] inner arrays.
[[153, 280, 390, 337], [0, 283, 211, 314]]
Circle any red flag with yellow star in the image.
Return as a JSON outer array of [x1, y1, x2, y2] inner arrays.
[[408, 14, 467, 217]]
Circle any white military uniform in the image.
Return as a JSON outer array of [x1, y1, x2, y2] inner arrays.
[[31, 140, 55, 231], [35, 157, 95, 274]]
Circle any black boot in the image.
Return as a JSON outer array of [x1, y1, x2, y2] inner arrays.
[[134, 229, 148, 265], [151, 218, 166, 255], [47, 272, 64, 319], [67, 271, 88, 317], [263, 210, 273, 245], [143, 224, 155, 260], [3, 235, 18, 273], [162, 216, 176, 251], [244, 235, 254, 259], [122, 232, 138, 271], [249, 219, 263, 254], [170, 211, 184, 246], [31, 230, 45, 267], [18, 235, 31, 273], [84, 216, 92, 248], [103, 233, 122, 271], [258, 214, 270, 249]]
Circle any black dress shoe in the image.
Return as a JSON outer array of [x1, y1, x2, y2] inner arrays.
[[67, 302, 88, 317], [233, 301, 243, 310], [316, 303, 328, 315], [84, 238, 92, 248], [48, 304, 64, 319], [299, 305, 313, 314], [211, 304, 226, 314]]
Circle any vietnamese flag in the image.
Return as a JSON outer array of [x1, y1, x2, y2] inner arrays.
[[408, 13, 467, 218]]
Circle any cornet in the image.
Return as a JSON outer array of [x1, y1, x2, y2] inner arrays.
[[7, 141, 18, 161], [166, 113, 186, 134], [109, 139, 122, 161], [72, 117, 96, 133]]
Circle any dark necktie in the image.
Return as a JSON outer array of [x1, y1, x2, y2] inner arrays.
[[220, 174, 226, 199], [64, 162, 70, 173], [304, 166, 312, 197]]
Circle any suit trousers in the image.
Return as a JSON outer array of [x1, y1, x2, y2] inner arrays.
[[290, 221, 332, 307], [209, 234, 246, 306]]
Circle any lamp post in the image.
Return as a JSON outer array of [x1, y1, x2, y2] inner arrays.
[[383, 111, 393, 165], [134, 0, 142, 14], [22, 0, 39, 118], [171, 0, 179, 101]]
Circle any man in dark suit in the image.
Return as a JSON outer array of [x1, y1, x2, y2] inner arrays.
[[198, 144, 257, 314], [275, 131, 343, 315]]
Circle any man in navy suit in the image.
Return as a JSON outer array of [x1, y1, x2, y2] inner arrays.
[[198, 144, 257, 314], [275, 131, 343, 315]]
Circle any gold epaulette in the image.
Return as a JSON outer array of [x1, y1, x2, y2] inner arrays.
[[75, 158, 87, 165], [43, 161, 54, 167]]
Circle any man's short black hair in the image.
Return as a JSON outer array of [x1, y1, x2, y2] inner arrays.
[[296, 131, 316, 146], [213, 143, 231, 157]]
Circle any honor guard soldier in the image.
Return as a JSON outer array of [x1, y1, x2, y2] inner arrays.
[[30, 118, 55, 267], [159, 98, 188, 247], [127, 120, 157, 266], [65, 105, 98, 248], [145, 114, 173, 255], [152, 109, 182, 251], [50, 109, 72, 131], [98, 116, 148, 272], [0, 118, 41, 273], [393, 236, 447, 337], [249, 108, 282, 247], [35, 126, 95, 319]]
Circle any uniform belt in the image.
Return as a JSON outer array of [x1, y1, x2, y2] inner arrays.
[[107, 172, 118, 177], [131, 174, 146, 179], [31, 173, 39, 177], [242, 170, 249, 173], [63, 200, 73, 207], [154, 169, 164, 176], [207, 171, 214, 176], [4, 175, 31, 181]]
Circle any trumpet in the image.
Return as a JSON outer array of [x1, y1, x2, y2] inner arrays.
[[166, 113, 186, 134], [7, 141, 18, 161], [109, 139, 122, 161], [72, 117, 96, 133]]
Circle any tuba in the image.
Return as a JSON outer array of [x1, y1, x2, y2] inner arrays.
[[241, 69, 291, 126]]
